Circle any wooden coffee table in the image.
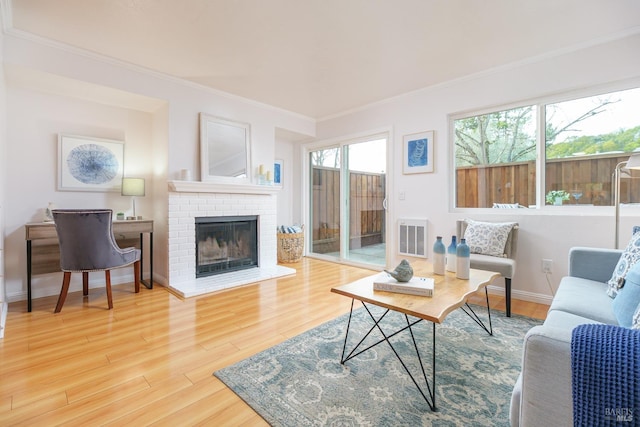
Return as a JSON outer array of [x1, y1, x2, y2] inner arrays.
[[331, 263, 500, 411]]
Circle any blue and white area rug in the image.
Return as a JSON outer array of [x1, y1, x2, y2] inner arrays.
[[214, 305, 541, 426]]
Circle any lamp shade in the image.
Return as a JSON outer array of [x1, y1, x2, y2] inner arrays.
[[121, 178, 145, 196]]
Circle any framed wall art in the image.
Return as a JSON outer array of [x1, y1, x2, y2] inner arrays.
[[273, 159, 283, 187], [403, 130, 434, 174], [58, 134, 125, 192]]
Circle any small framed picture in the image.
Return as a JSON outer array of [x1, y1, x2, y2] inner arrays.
[[403, 131, 434, 174], [58, 134, 124, 191], [273, 159, 283, 187]]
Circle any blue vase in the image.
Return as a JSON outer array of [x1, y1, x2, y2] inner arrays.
[[433, 236, 445, 275], [446, 235, 457, 273], [456, 238, 470, 279]]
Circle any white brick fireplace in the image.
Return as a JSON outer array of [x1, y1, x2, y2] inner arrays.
[[167, 181, 295, 297]]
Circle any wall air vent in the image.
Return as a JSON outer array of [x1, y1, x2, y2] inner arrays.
[[398, 218, 428, 257]]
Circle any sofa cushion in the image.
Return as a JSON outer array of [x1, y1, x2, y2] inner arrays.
[[549, 276, 618, 325], [612, 263, 640, 328], [607, 230, 640, 298], [544, 309, 605, 330], [463, 219, 516, 257]]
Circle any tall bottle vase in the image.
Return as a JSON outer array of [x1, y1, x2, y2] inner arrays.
[[456, 238, 470, 280], [446, 235, 457, 273], [433, 236, 446, 275]]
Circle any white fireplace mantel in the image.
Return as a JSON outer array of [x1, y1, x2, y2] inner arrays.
[[166, 185, 294, 298], [168, 180, 279, 195]]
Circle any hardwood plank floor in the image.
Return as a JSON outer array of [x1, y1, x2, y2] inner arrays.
[[0, 258, 548, 425]]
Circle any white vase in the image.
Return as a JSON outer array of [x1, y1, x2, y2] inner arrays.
[[554, 197, 563, 206]]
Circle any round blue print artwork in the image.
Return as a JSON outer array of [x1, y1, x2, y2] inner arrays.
[[67, 144, 119, 185]]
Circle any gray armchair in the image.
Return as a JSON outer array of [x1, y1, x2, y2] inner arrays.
[[456, 219, 518, 317], [51, 209, 141, 313]]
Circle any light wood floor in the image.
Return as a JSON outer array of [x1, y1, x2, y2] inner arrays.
[[0, 258, 549, 425]]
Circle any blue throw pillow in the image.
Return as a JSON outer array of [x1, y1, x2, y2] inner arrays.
[[607, 227, 640, 298], [612, 262, 640, 328]]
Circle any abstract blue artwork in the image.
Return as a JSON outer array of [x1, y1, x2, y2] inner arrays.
[[58, 134, 124, 191], [67, 144, 120, 185], [403, 131, 434, 174], [407, 138, 428, 167], [273, 160, 283, 186]]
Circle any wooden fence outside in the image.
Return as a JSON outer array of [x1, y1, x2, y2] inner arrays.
[[457, 153, 640, 208], [310, 153, 640, 253], [311, 166, 385, 253]]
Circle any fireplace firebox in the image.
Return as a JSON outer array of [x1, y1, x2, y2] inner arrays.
[[195, 215, 258, 278]]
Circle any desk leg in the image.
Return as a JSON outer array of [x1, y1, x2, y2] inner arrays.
[[140, 231, 153, 289], [27, 240, 32, 312]]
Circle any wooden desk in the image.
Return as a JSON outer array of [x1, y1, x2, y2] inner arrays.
[[25, 220, 153, 312]]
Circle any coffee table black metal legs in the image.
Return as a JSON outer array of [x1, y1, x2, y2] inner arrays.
[[340, 299, 438, 410], [339, 288, 493, 411], [460, 287, 493, 336]]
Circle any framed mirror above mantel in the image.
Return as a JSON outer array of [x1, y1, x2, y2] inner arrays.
[[200, 113, 252, 184]]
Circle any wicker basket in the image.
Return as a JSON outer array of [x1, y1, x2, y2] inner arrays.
[[277, 228, 304, 263]]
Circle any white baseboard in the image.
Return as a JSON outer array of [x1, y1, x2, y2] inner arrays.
[[486, 284, 554, 306]]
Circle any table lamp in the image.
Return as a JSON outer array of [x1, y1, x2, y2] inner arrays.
[[121, 177, 145, 219], [614, 153, 640, 248]]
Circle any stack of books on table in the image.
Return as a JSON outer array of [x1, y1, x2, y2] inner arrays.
[[373, 273, 434, 297]]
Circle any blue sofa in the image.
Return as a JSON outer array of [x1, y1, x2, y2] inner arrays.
[[509, 246, 624, 426]]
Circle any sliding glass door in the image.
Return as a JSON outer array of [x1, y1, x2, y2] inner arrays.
[[309, 135, 387, 267]]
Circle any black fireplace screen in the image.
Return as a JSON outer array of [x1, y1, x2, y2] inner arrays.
[[195, 215, 258, 278]]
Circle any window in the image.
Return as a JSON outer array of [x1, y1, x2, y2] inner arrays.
[[454, 106, 537, 208], [453, 86, 640, 208]]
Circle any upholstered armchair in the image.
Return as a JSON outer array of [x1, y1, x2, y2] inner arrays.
[[456, 219, 519, 317], [51, 209, 141, 312]]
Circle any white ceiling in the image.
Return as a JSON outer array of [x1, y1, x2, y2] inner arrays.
[[6, 0, 640, 119]]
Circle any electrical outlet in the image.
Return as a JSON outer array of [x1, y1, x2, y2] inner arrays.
[[542, 259, 553, 274]]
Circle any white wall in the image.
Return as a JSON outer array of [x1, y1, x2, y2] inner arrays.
[[315, 33, 640, 304], [1, 32, 314, 304], [4, 84, 156, 301]]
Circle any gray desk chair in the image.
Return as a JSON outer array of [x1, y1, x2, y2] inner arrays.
[[52, 209, 141, 313], [456, 219, 519, 317]]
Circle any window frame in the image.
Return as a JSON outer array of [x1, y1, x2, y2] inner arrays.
[[450, 79, 640, 214]]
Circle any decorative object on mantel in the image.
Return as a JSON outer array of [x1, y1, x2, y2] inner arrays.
[[121, 177, 145, 219], [58, 134, 124, 192], [44, 202, 55, 222], [116, 212, 125, 221], [257, 164, 273, 185], [384, 259, 414, 282], [180, 168, 192, 181], [277, 225, 304, 263]]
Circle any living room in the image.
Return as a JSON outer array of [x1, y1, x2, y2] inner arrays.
[[1, 2, 639, 313], [1, 1, 640, 424]]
